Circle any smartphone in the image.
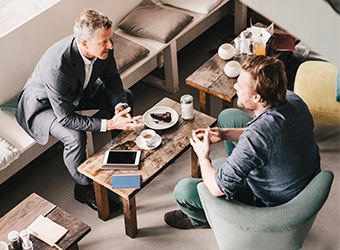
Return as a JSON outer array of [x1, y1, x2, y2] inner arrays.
[[102, 150, 141, 170]]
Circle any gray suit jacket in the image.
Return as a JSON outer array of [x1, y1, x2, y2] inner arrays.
[[16, 35, 127, 145]]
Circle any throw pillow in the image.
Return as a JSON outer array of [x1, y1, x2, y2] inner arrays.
[[0, 137, 20, 171], [0, 93, 21, 116], [112, 33, 150, 73], [160, 0, 222, 14], [118, 0, 193, 43]]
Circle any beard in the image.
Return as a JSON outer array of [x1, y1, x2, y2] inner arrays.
[[236, 99, 245, 109], [236, 98, 256, 111]]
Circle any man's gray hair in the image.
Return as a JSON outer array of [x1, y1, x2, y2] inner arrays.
[[73, 9, 112, 43]]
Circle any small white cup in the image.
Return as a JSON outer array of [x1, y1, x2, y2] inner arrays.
[[218, 43, 236, 60], [0, 241, 9, 250], [140, 129, 157, 147], [224, 60, 241, 78]]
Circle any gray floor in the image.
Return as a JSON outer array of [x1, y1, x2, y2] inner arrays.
[[1, 16, 339, 250]]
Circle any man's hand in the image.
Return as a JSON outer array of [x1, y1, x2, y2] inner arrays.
[[191, 127, 224, 197], [107, 107, 142, 131], [190, 127, 211, 160], [115, 103, 131, 119], [194, 127, 223, 144]]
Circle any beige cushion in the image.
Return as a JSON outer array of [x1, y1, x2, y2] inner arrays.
[[294, 61, 340, 125], [118, 0, 193, 43], [160, 0, 222, 14], [112, 33, 150, 74]]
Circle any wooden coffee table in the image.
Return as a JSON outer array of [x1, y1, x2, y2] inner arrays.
[[0, 193, 91, 250], [78, 97, 216, 238]]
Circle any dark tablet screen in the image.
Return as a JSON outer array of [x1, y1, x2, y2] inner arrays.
[[107, 151, 137, 164]]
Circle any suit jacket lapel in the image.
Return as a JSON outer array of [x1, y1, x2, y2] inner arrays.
[[71, 39, 85, 88], [69, 39, 86, 105]]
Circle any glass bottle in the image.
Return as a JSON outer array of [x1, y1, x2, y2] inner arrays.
[[19, 230, 33, 250], [254, 34, 266, 56], [233, 37, 241, 57]]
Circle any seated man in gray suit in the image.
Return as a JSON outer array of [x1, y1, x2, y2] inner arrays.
[[16, 9, 142, 211]]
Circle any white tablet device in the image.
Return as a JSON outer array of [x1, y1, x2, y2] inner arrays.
[[102, 150, 141, 170]]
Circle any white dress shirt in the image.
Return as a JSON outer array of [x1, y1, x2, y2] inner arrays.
[[77, 43, 107, 131]]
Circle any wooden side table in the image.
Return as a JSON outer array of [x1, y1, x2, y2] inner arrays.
[[185, 53, 240, 114], [0, 193, 91, 250], [186, 22, 294, 115]]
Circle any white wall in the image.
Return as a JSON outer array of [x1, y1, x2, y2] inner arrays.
[[240, 0, 340, 69], [0, 0, 140, 104]]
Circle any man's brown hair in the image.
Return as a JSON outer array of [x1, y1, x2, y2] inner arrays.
[[242, 55, 287, 107]]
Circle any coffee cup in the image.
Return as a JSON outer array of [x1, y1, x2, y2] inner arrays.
[[218, 43, 236, 60], [140, 129, 157, 147]]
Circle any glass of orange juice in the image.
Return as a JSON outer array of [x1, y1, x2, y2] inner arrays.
[[254, 36, 266, 56]]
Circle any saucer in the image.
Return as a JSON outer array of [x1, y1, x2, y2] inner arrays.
[[136, 134, 162, 150]]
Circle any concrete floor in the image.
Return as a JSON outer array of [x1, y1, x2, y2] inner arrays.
[[0, 16, 339, 250]]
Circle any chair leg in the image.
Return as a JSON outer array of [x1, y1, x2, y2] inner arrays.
[[86, 131, 95, 157]]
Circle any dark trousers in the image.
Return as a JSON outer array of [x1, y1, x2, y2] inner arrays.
[[49, 89, 133, 185]]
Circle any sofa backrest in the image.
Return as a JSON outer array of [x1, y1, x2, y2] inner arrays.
[[0, 0, 141, 104]]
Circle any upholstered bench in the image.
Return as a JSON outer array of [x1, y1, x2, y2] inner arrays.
[[116, 0, 232, 92], [0, 105, 58, 184]]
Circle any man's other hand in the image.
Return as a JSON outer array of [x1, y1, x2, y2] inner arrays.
[[194, 127, 223, 144]]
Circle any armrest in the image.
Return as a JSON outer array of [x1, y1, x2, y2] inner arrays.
[[197, 170, 333, 232]]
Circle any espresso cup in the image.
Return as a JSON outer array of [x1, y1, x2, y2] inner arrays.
[[140, 129, 157, 147]]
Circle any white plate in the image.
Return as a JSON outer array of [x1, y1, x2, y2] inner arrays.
[[135, 134, 162, 150], [142, 106, 179, 130]]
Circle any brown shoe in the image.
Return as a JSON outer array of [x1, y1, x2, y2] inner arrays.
[[164, 210, 210, 230]]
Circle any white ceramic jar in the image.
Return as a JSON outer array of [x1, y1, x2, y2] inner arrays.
[[180, 94, 194, 120]]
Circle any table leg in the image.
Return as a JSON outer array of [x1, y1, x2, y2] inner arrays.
[[67, 244, 79, 250], [93, 182, 110, 221], [122, 196, 137, 238], [199, 91, 210, 114], [191, 148, 201, 178], [222, 100, 233, 109]]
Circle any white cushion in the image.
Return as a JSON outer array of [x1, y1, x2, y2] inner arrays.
[[0, 136, 20, 171], [160, 0, 222, 14]]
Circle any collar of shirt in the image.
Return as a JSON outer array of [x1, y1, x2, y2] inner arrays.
[[76, 42, 97, 89]]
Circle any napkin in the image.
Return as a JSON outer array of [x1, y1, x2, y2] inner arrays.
[[28, 215, 68, 246]]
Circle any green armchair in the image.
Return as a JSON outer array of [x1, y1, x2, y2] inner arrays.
[[197, 158, 334, 250]]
